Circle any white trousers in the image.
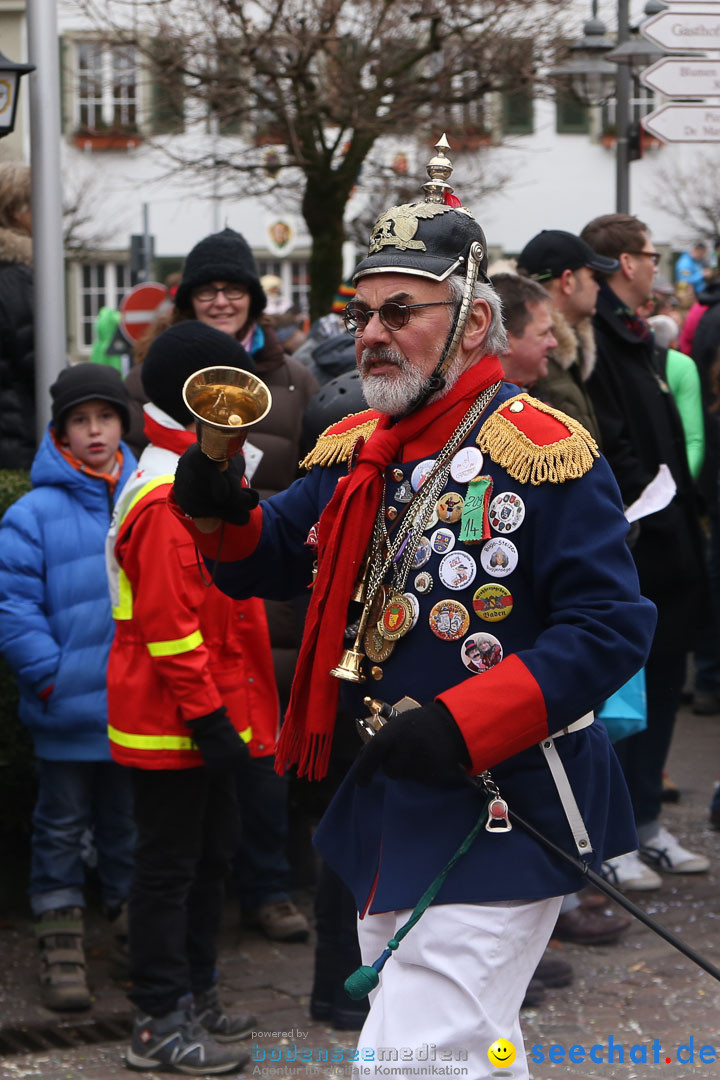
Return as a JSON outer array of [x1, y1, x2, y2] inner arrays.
[[352, 895, 563, 1080]]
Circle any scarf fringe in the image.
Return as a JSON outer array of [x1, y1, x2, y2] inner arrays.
[[299, 415, 380, 471], [477, 399, 599, 486], [276, 723, 332, 781]]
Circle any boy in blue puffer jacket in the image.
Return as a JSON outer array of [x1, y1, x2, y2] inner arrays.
[[0, 363, 137, 1011]]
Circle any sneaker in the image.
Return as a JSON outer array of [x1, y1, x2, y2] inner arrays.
[[194, 984, 256, 1043], [245, 900, 310, 943], [35, 906, 91, 1011], [126, 997, 249, 1074], [602, 850, 662, 891], [639, 826, 710, 874]]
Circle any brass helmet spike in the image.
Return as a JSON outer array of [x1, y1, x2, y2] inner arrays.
[[423, 133, 455, 204]]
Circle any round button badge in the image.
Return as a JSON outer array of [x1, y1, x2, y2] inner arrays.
[[430, 527, 455, 555], [439, 551, 477, 591], [489, 492, 525, 534], [414, 571, 434, 595], [436, 491, 465, 524], [472, 583, 513, 622], [461, 632, 503, 673], [412, 536, 432, 570], [411, 459, 437, 492], [402, 592, 420, 631], [480, 537, 518, 578], [450, 446, 484, 484], [429, 599, 470, 641]]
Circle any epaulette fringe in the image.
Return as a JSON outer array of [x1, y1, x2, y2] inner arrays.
[[299, 414, 380, 471], [477, 396, 599, 485]]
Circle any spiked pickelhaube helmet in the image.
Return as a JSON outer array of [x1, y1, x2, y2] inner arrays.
[[352, 135, 490, 409]]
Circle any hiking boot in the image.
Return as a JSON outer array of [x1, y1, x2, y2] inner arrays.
[[602, 850, 662, 891], [245, 900, 310, 942], [640, 826, 710, 874], [194, 984, 256, 1043], [35, 906, 91, 1011], [126, 996, 249, 1074]]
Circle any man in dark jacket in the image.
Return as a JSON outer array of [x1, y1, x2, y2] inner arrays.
[[517, 229, 620, 447], [581, 213, 710, 889], [0, 163, 35, 469]]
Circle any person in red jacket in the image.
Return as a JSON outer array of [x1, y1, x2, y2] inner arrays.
[[106, 321, 279, 1076]]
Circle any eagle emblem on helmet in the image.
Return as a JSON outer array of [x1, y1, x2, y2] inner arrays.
[[368, 201, 455, 254]]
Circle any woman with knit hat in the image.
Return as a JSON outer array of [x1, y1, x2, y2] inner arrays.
[[126, 227, 318, 945]]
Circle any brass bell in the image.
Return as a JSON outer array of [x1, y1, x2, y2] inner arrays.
[[330, 646, 367, 683], [182, 366, 272, 463]]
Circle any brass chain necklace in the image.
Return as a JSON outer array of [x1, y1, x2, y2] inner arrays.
[[363, 381, 501, 646]]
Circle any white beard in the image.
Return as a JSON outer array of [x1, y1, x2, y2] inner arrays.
[[359, 346, 465, 415]]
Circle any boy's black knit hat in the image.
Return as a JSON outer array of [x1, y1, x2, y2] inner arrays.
[[50, 363, 131, 433], [174, 227, 267, 320], [141, 321, 255, 426]]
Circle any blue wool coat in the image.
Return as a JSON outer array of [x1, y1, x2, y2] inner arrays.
[[0, 425, 136, 760], [201, 381, 657, 909]]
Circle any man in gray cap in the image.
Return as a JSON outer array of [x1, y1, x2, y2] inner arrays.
[[517, 229, 620, 445], [171, 140, 654, 1078]]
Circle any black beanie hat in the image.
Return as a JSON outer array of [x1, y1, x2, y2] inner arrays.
[[174, 228, 267, 320], [141, 321, 256, 426], [51, 363, 131, 434]]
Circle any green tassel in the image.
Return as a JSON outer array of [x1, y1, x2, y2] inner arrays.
[[344, 965, 379, 1000]]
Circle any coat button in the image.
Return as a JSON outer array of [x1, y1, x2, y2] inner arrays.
[[386, 505, 398, 521], [392, 468, 404, 482], [509, 400, 524, 413]]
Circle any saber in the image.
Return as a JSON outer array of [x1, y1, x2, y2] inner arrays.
[[508, 806, 720, 984]]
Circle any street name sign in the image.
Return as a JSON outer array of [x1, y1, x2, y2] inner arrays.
[[642, 103, 720, 142], [641, 57, 720, 97], [641, 11, 720, 51]]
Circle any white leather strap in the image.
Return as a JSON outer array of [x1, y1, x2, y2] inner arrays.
[[539, 713, 594, 857]]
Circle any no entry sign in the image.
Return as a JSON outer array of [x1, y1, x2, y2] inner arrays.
[[120, 282, 167, 343]]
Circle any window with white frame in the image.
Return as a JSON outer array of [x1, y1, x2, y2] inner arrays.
[[78, 263, 130, 349], [76, 42, 139, 132]]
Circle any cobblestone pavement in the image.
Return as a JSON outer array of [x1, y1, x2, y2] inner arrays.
[[0, 706, 718, 1080]]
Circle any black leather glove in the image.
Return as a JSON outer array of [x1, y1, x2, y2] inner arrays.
[[354, 701, 471, 787], [173, 443, 259, 525], [186, 706, 249, 771]]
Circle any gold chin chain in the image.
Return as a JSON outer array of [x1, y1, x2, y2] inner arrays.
[[330, 381, 501, 683]]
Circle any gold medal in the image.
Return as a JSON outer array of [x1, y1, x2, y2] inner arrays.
[[364, 624, 396, 662], [378, 594, 414, 640]]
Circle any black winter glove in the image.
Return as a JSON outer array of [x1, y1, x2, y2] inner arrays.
[[186, 706, 249, 771], [173, 443, 259, 526], [354, 701, 471, 787]]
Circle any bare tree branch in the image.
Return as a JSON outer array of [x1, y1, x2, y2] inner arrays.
[[70, 0, 571, 316]]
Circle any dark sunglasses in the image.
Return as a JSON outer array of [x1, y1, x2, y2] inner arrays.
[[343, 300, 455, 336]]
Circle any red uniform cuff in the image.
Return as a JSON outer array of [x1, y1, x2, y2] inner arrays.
[[437, 654, 548, 774], [166, 491, 263, 561]]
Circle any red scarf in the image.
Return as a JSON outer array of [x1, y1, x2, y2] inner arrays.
[[276, 356, 504, 779]]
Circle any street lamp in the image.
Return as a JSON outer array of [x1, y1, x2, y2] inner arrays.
[[0, 51, 36, 139], [552, 0, 669, 213]]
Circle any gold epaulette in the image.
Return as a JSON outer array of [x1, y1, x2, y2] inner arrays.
[[477, 393, 599, 486], [299, 410, 380, 471]]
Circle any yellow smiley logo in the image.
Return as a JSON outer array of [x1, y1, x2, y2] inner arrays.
[[488, 1038, 517, 1068]]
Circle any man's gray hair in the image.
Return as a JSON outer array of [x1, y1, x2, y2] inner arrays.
[[447, 276, 508, 356]]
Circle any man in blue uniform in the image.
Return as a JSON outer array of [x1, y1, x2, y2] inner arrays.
[[171, 138, 656, 1080]]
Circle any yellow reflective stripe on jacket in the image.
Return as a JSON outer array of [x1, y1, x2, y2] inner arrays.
[[108, 723, 253, 751], [111, 474, 175, 621], [147, 629, 204, 657], [112, 568, 134, 621]]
